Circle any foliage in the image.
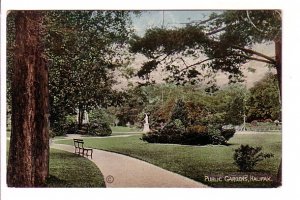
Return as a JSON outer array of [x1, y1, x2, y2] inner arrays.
[[89, 108, 116, 126], [87, 122, 112, 136], [142, 119, 185, 144], [142, 120, 234, 145], [130, 10, 281, 91], [221, 128, 236, 141], [206, 125, 225, 145], [170, 99, 189, 127], [44, 11, 135, 128], [246, 73, 281, 122], [233, 145, 274, 171], [117, 83, 249, 129]]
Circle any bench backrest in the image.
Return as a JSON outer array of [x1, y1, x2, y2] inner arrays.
[[73, 139, 84, 148]]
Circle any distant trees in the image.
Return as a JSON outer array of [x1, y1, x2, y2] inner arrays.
[[116, 84, 248, 127], [246, 73, 281, 122]]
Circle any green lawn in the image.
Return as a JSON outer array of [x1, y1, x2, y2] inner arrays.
[[111, 126, 141, 133], [47, 149, 106, 187], [56, 133, 281, 187], [7, 139, 105, 187]]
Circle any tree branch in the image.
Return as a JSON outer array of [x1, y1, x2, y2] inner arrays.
[[246, 10, 264, 33], [207, 27, 226, 35], [232, 45, 276, 64], [179, 58, 214, 72], [180, 57, 188, 67], [233, 53, 275, 64]]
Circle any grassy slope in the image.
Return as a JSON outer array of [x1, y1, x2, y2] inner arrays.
[[47, 149, 106, 187], [57, 133, 281, 187], [7, 139, 105, 188]]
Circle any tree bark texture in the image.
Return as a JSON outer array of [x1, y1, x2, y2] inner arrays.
[[7, 11, 49, 187], [275, 36, 282, 187], [275, 36, 282, 100]]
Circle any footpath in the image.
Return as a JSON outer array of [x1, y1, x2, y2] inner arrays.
[[51, 136, 208, 188]]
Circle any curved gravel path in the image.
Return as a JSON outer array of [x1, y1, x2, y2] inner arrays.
[[51, 142, 208, 188]]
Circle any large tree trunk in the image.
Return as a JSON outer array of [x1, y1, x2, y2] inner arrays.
[[275, 36, 282, 187], [7, 11, 49, 187], [275, 36, 282, 100]]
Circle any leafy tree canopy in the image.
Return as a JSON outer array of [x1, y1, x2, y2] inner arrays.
[[130, 10, 281, 88], [44, 11, 135, 126]]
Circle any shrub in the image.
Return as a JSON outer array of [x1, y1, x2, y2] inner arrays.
[[221, 128, 236, 141], [87, 122, 112, 136], [210, 134, 226, 145], [64, 122, 79, 134], [51, 120, 78, 136], [141, 130, 161, 143], [142, 119, 185, 144], [89, 108, 116, 126], [183, 125, 209, 145], [186, 125, 207, 134], [142, 122, 235, 146], [233, 145, 274, 171], [207, 125, 227, 145]]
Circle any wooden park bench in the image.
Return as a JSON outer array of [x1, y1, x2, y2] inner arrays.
[[73, 139, 93, 159]]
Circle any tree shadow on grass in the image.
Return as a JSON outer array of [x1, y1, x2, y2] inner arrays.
[[46, 175, 68, 187]]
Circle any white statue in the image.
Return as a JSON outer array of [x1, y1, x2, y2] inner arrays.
[[144, 113, 149, 124], [143, 113, 150, 132]]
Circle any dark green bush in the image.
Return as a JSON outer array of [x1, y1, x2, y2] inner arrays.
[[207, 125, 227, 145], [142, 118, 235, 145], [221, 128, 236, 141], [64, 122, 79, 134], [184, 125, 210, 145], [210, 134, 227, 145], [142, 119, 185, 144], [233, 145, 274, 171], [51, 121, 78, 136], [87, 122, 112, 136]]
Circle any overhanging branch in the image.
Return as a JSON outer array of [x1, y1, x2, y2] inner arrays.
[[179, 58, 214, 72], [234, 53, 275, 64], [232, 45, 276, 64]]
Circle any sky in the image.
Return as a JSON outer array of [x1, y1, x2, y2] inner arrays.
[[132, 11, 215, 36]]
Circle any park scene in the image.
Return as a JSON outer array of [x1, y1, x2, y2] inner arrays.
[[6, 10, 281, 188]]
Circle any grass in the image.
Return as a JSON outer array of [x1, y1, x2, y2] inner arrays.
[[53, 135, 67, 139], [56, 132, 281, 188], [111, 126, 141, 133], [7, 139, 105, 187], [47, 149, 106, 187]]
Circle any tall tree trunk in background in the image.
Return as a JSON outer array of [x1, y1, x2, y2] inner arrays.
[[78, 107, 84, 130], [275, 36, 282, 101], [275, 36, 282, 187], [7, 11, 49, 187]]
